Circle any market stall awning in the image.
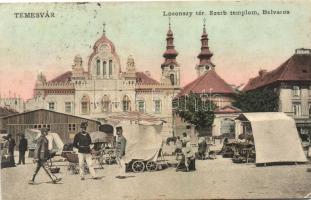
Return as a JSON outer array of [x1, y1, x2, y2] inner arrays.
[[236, 112, 307, 164], [105, 111, 165, 126], [103, 112, 164, 162]]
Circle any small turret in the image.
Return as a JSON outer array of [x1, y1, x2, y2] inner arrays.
[[36, 72, 46, 84], [124, 55, 136, 79], [72, 54, 84, 79], [73, 55, 83, 68], [126, 55, 136, 74]]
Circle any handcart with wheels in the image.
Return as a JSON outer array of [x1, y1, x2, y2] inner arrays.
[[128, 147, 168, 173]]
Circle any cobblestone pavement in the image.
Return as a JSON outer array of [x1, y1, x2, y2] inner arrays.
[[1, 154, 311, 200]]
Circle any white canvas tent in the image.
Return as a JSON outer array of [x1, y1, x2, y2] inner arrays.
[[24, 129, 64, 154], [105, 112, 164, 162], [237, 112, 307, 164]]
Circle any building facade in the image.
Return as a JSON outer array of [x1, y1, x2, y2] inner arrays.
[[243, 48, 311, 135], [25, 25, 181, 137]]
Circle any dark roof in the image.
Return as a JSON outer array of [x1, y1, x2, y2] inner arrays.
[[136, 72, 159, 84], [49, 71, 72, 83], [0, 107, 18, 117], [243, 53, 311, 91], [0, 109, 100, 123], [177, 69, 235, 97]]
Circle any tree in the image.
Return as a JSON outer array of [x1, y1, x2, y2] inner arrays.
[[173, 92, 217, 130], [233, 88, 279, 112]]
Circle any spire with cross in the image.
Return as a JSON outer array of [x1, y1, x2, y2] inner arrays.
[[168, 17, 171, 30], [203, 18, 206, 33], [103, 22, 106, 35]]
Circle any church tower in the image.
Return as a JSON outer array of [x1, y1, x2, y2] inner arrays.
[[161, 19, 180, 86], [195, 19, 215, 77]]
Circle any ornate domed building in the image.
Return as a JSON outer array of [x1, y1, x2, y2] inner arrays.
[[25, 24, 181, 137]]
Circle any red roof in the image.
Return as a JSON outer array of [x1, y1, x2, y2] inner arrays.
[[49, 71, 72, 83], [136, 72, 159, 84], [243, 53, 311, 91], [178, 69, 235, 97], [214, 105, 241, 114]]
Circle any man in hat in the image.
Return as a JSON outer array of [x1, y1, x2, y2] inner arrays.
[[17, 133, 28, 165], [29, 128, 62, 184], [115, 126, 127, 179], [73, 122, 98, 180]]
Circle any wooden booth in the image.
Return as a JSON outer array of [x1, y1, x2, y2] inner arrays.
[[0, 109, 100, 146]]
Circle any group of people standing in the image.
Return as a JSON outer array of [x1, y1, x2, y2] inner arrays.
[[2, 133, 28, 166], [28, 122, 127, 184]]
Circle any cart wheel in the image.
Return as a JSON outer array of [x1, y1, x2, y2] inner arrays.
[[132, 160, 145, 173], [146, 161, 157, 172]]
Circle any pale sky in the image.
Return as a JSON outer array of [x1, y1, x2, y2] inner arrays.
[[0, 1, 311, 99]]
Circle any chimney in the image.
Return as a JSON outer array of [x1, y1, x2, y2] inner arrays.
[[258, 69, 267, 78]]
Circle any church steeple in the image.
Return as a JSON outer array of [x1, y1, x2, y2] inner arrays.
[[162, 17, 178, 66], [161, 18, 180, 86], [196, 19, 215, 77], [198, 18, 213, 65]]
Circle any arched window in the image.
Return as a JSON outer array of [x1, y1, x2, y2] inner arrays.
[[109, 60, 113, 76], [81, 95, 90, 115], [102, 95, 110, 112], [122, 95, 130, 112], [170, 74, 175, 85], [96, 60, 100, 75], [103, 61, 107, 76]]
